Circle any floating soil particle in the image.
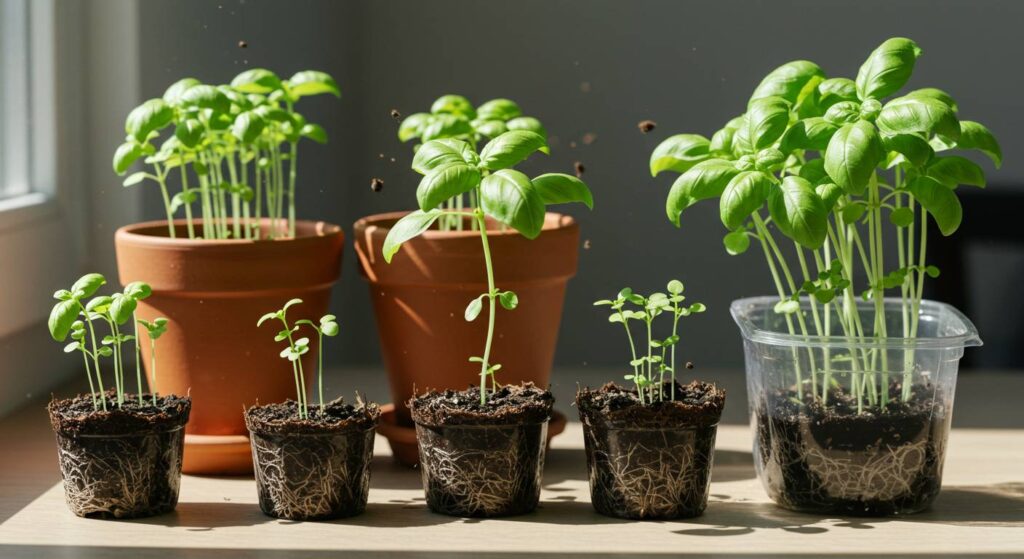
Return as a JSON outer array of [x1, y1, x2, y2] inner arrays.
[[370, 177, 384, 192], [390, 109, 402, 120], [576, 381, 725, 519], [582, 133, 597, 145], [47, 391, 191, 519], [245, 399, 379, 520], [574, 161, 585, 177], [638, 120, 657, 133], [410, 384, 552, 517], [755, 383, 946, 516], [583, 239, 591, 250], [238, 40, 248, 49]]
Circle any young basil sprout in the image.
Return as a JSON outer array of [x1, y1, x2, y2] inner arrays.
[[595, 280, 705, 403], [383, 126, 593, 405], [49, 274, 162, 410], [260, 299, 339, 419], [295, 314, 340, 413], [396, 95, 548, 232], [652, 37, 1000, 410], [137, 317, 169, 400], [114, 69, 339, 241]]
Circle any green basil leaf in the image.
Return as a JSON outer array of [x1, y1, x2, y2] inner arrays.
[[824, 101, 862, 126], [824, 120, 884, 195], [181, 84, 230, 115], [412, 138, 477, 174], [882, 133, 934, 168], [474, 119, 508, 139], [890, 207, 914, 227], [649, 134, 711, 176], [163, 77, 200, 105], [125, 99, 173, 142], [287, 70, 340, 98], [877, 96, 960, 140], [416, 163, 482, 211], [72, 273, 106, 299], [476, 98, 522, 121], [382, 209, 443, 263], [955, 121, 1002, 168], [300, 123, 327, 144], [480, 169, 546, 239], [464, 295, 484, 322], [499, 291, 519, 310], [175, 119, 204, 149], [755, 148, 786, 172], [122, 172, 148, 187], [748, 60, 825, 106], [231, 111, 266, 143], [798, 158, 828, 185], [531, 173, 593, 209], [49, 300, 80, 341], [231, 68, 282, 94], [747, 96, 790, 150], [430, 94, 475, 119], [506, 116, 546, 139], [815, 182, 843, 212], [927, 156, 985, 188], [665, 159, 740, 226], [904, 88, 958, 112], [109, 294, 137, 325], [818, 78, 858, 110], [855, 37, 922, 100], [398, 113, 431, 142], [908, 176, 962, 235], [421, 114, 472, 142], [710, 116, 744, 155], [478, 130, 548, 171], [719, 171, 772, 230], [723, 230, 750, 255], [779, 117, 838, 152], [768, 176, 828, 249], [113, 142, 145, 175]]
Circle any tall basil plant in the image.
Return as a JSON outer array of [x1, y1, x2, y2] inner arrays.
[[113, 69, 339, 240], [652, 38, 1000, 411]]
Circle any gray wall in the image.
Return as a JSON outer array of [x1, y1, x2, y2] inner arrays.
[[133, 0, 1024, 369]]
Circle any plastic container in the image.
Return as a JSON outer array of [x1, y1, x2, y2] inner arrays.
[[414, 421, 548, 517], [732, 296, 981, 516]]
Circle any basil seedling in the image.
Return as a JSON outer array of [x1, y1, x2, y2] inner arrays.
[[383, 129, 593, 405], [652, 38, 1000, 411], [259, 299, 339, 419], [114, 69, 339, 241]]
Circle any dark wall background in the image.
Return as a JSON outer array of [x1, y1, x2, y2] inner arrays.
[[134, 0, 1024, 369]]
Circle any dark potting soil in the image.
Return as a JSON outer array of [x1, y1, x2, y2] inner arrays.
[[409, 383, 554, 427], [575, 381, 725, 520], [245, 398, 380, 520], [47, 391, 190, 519], [48, 391, 191, 436], [756, 382, 948, 516], [244, 398, 380, 436], [410, 384, 552, 517], [576, 380, 725, 429]]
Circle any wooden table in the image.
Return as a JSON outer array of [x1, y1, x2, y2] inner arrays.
[[1, 369, 1022, 558]]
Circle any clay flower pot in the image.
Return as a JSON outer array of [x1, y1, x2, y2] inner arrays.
[[47, 393, 191, 519], [576, 382, 725, 520], [353, 211, 578, 464], [245, 400, 379, 520], [114, 219, 344, 474]]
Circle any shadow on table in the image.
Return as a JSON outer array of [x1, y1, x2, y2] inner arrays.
[[671, 482, 1024, 536]]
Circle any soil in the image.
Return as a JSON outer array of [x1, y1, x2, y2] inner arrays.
[[576, 381, 725, 519], [244, 398, 380, 520], [755, 382, 947, 516], [410, 383, 552, 517], [46, 391, 190, 519], [409, 383, 554, 427]]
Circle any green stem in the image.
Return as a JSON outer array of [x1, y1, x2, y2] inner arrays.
[[177, 149, 196, 239], [134, 313, 142, 402], [475, 209, 498, 406], [155, 165, 176, 239], [317, 330, 324, 412], [150, 338, 158, 401], [80, 306, 106, 411], [288, 142, 298, 238], [81, 349, 98, 410]]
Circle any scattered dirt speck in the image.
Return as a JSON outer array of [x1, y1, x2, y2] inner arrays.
[[390, 109, 402, 120], [574, 161, 585, 177], [370, 178, 384, 192], [238, 40, 248, 49], [569, 141, 578, 149], [583, 239, 591, 250], [638, 120, 657, 133], [686, 362, 695, 370], [582, 133, 597, 145]]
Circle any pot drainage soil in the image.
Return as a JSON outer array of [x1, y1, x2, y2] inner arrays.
[[576, 381, 725, 519], [47, 392, 191, 519], [245, 399, 379, 520], [410, 383, 552, 517], [755, 383, 947, 516]]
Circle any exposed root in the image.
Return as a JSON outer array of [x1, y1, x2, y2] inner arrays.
[[250, 429, 374, 520], [584, 426, 715, 519], [55, 427, 183, 518], [416, 423, 546, 517]]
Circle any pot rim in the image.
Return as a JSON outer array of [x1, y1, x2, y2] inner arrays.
[[731, 296, 982, 350], [353, 210, 577, 240], [115, 218, 344, 248]]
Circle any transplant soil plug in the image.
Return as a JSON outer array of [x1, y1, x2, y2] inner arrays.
[[650, 37, 996, 515], [47, 273, 189, 519], [578, 281, 725, 519], [245, 299, 379, 520], [384, 120, 593, 517]]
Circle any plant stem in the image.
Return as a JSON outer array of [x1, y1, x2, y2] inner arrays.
[[177, 150, 196, 239], [134, 313, 143, 403], [288, 142, 298, 238], [150, 338, 158, 401], [317, 330, 324, 412], [81, 350, 98, 410], [474, 208, 498, 406], [155, 165, 176, 239], [79, 306, 106, 411]]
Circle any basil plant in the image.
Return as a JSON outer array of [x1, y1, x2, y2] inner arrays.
[[114, 69, 339, 241], [652, 38, 1000, 411], [397, 95, 547, 231], [383, 130, 593, 405]]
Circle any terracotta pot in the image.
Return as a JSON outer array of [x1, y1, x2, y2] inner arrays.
[[114, 219, 344, 475], [353, 211, 579, 464]]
